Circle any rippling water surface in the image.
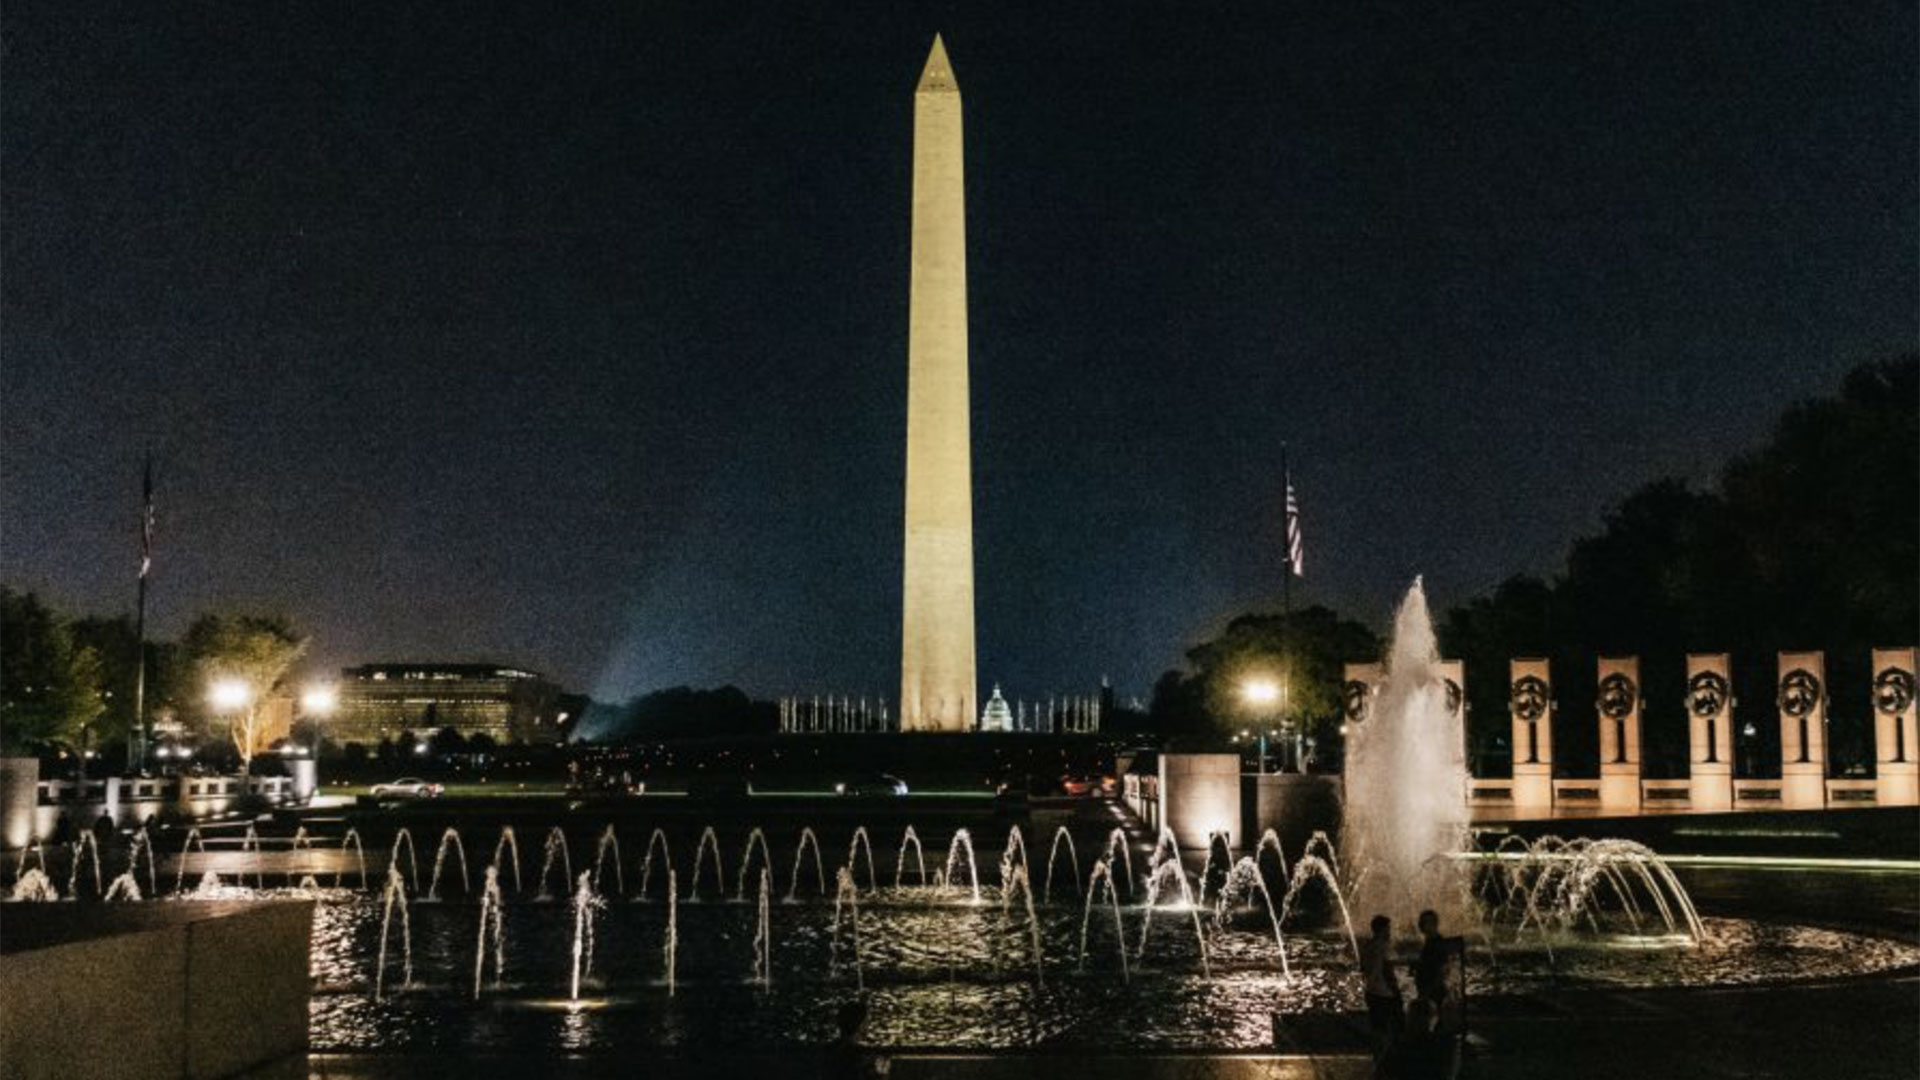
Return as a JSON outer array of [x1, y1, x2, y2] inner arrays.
[[294, 887, 1920, 1051]]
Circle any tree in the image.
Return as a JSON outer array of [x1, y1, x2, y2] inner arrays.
[[0, 589, 105, 758], [1149, 605, 1382, 755], [180, 613, 307, 774]]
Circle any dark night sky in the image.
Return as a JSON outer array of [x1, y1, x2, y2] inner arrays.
[[3, 1, 1914, 704]]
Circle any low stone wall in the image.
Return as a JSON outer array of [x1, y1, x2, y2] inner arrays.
[[1157, 753, 1242, 850], [1243, 773, 1342, 860], [0, 899, 312, 1080], [6, 774, 302, 848]]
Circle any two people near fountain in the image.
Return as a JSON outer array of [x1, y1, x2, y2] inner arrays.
[[1359, 910, 1460, 1079], [1360, 915, 1403, 1073]]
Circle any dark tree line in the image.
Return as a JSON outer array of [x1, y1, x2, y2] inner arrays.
[[1442, 355, 1916, 778]]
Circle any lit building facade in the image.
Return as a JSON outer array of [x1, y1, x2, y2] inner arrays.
[[333, 664, 570, 746]]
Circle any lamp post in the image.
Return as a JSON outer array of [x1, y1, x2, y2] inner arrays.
[[300, 684, 338, 760], [1241, 678, 1280, 774], [208, 678, 255, 779]]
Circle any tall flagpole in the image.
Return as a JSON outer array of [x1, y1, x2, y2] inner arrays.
[[133, 455, 154, 773], [1280, 443, 1291, 771]]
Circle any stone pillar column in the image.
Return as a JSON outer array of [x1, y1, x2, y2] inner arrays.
[[1156, 753, 1242, 850], [1596, 657, 1642, 812], [1872, 647, 1918, 806], [1685, 653, 1735, 811], [1509, 659, 1554, 809], [0, 757, 39, 851], [1777, 651, 1827, 809]]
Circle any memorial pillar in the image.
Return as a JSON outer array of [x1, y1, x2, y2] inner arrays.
[[1777, 651, 1827, 809], [1685, 653, 1735, 811], [1596, 656, 1642, 812], [1871, 647, 1918, 806], [1509, 659, 1554, 809]]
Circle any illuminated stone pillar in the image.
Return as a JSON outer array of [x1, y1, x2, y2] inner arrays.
[[1872, 647, 1918, 806], [1685, 653, 1735, 811], [1509, 659, 1554, 809], [1777, 651, 1827, 809], [1596, 656, 1642, 812], [1341, 662, 1382, 730]]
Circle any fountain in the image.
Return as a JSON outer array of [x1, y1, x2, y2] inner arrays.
[[1342, 577, 1471, 928], [388, 828, 421, 896], [1000, 864, 1045, 986], [126, 826, 158, 899], [67, 830, 102, 899], [427, 827, 470, 901], [473, 865, 506, 999], [569, 871, 602, 1001], [240, 824, 264, 890], [785, 826, 827, 900], [1077, 858, 1129, 982], [1134, 858, 1212, 977], [11, 868, 57, 902], [174, 827, 208, 895], [340, 828, 369, 891], [375, 874, 412, 1001], [737, 827, 773, 900], [998, 824, 1029, 889], [15, 836, 46, 879], [535, 827, 572, 901], [288, 826, 314, 888], [1277, 853, 1360, 961], [846, 826, 878, 895], [664, 866, 679, 994], [942, 828, 980, 902], [1214, 856, 1290, 979], [751, 866, 773, 988], [1253, 828, 1288, 888], [688, 827, 723, 901], [1042, 826, 1080, 903], [1103, 826, 1136, 900], [103, 871, 143, 902], [593, 825, 624, 897], [894, 825, 926, 889], [829, 865, 863, 989], [492, 826, 523, 894], [639, 828, 672, 901], [1198, 832, 1232, 906]]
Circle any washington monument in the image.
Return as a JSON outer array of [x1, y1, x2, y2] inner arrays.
[[899, 35, 977, 732]]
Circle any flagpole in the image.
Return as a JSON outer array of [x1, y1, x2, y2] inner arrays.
[[133, 455, 153, 773]]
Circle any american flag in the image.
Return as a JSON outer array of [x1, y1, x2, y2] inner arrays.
[[1284, 470, 1303, 577], [139, 457, 155, 580]]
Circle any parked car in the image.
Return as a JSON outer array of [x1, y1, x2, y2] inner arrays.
[[370, 777, 444, 799], [835, 773, 908, 797]]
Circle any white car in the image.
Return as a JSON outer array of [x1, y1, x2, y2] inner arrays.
[[370, 777, 444, 799]]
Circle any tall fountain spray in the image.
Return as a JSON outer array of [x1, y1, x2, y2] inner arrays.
[[1342, 577, 1471, 929]]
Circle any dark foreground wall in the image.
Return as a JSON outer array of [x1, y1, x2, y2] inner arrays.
[[0, 900, 312, 1080]]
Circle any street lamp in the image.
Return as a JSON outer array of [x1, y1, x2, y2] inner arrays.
[[1241, 678, 1280, 774], [301, 684, 338, 759], [208, 678, 256, 778]]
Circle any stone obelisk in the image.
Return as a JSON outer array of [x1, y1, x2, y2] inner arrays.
[[900, 34, 977, 732]]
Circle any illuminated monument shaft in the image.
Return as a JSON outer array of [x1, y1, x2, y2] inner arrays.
[[900, 35, 977, 732]]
